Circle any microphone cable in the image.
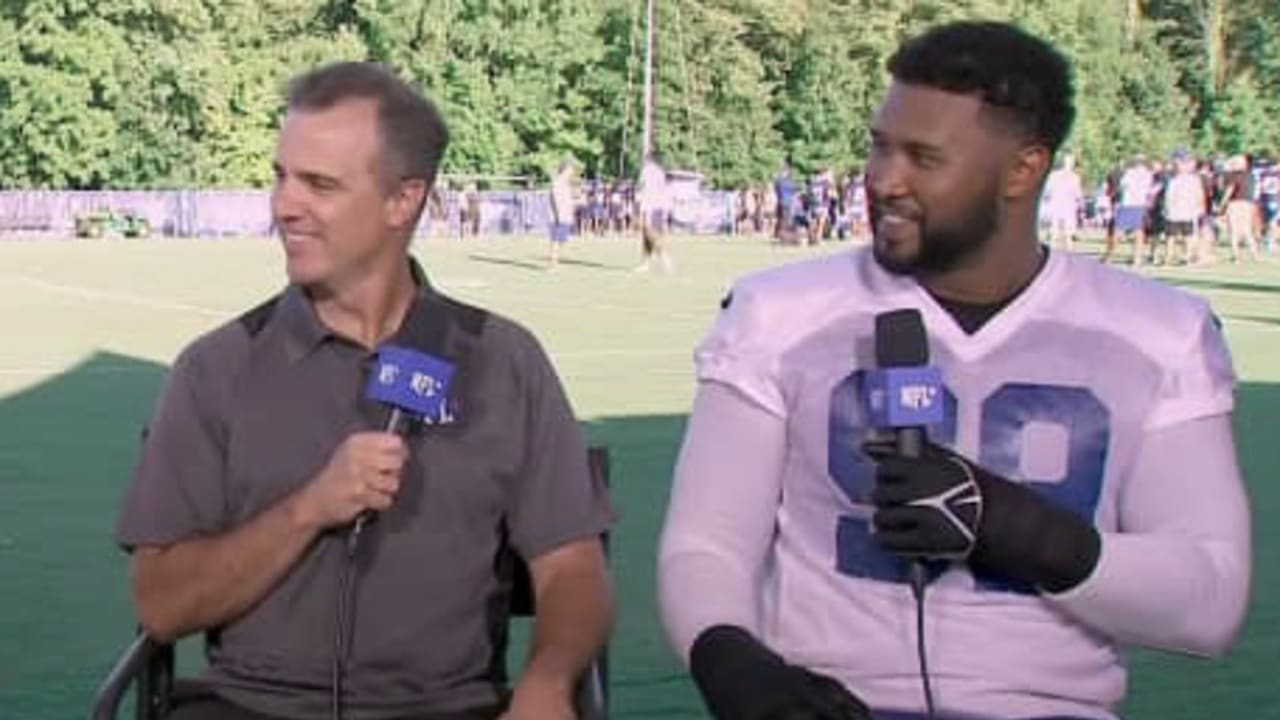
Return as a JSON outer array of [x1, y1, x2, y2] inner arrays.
[[331, 407, 407, 720], [909, 562, 936, 717], [332, 523, 365, 720]]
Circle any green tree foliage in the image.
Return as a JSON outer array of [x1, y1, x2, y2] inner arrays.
[[1202, 74, 1280, 155], [1, 0, 1276, 189]]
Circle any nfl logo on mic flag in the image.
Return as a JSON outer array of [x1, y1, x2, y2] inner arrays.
[[365, 345, 457, 424], [865, 366, 945, 427]]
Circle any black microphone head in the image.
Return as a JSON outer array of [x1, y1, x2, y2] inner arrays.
[[875, 309, 929, 367]]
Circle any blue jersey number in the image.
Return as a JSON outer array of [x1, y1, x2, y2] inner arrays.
[[827, 374, 1109, 593]]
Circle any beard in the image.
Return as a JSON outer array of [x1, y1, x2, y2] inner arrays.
[[871, 185, 1000, 276]]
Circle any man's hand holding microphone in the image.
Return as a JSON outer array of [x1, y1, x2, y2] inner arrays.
[[292, 432, 409, 530], [296, 344, 455, 538], [863, 309, 1100, 594]]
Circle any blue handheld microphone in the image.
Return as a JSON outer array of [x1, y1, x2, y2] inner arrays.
[[354, 344, 457, 536], [866, 308, 944, 583], [364, 344, 457, 426], [867, 309, 947, 716], [866, 309, 944, 458]]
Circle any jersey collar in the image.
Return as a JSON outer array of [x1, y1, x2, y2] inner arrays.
[[858, 245, 1066, 363]]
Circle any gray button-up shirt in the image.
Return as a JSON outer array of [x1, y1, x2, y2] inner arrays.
[[116, 263, 612, 719]]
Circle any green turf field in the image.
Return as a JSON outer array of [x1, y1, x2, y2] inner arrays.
[[0, 234, 1276, 720]]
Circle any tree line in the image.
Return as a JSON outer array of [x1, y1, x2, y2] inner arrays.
[[1, 0, 1276, 190]]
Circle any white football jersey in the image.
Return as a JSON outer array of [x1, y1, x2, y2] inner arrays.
[[694, 247, 1235, 718]]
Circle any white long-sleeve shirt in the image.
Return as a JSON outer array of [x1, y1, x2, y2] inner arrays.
[[658, 248, 1251, 720]]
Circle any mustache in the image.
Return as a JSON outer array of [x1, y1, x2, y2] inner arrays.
[[868, 196, 923, 221]]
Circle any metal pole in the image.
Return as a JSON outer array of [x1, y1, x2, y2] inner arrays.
[[641, 0, 655, 162]]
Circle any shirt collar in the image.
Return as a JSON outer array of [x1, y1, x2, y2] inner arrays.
[[276, 257, 435, 363]]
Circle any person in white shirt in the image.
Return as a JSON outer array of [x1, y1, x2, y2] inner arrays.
[[1041, 153, 1083, 250], [659, 21, 1250, 720], [1101, 157, 1154, 266], [548, 158, 577, 269], [1160, 151, 1207, 266], [1218, 155, 1261, 263], [637, 152, 673, 272]]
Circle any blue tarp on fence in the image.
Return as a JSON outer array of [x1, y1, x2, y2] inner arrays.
[[0, 189, 736, 238]]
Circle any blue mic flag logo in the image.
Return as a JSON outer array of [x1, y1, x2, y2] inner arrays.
[[364, 344, 457, 424], [864, 366, 945, 428]]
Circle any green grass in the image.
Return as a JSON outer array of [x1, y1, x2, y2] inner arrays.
[[0, 234, 1276, 719]]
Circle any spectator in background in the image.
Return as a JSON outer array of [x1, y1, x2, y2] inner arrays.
[[1197, 158, 1219, 263], [619, 180, 637, 235], [736, 185, 759, 237], [1255, 153, 1280, 253], [808, 168, 834, 245], [1092, 179, 1113, 232], [752, 185, 767, 235], [460, 179, 481, 238], [1041, 152, 1083, 250], [1160, 150, 1207, 265], [585, 177, 605, 236], [433, 176, 460, 238], [605, 180, 622, 235], [1146, 160, 1171, 263], [637, 152, 674, 272], [425, 183, 447, 236], [548, 158, 577, 269], [1102, 155, 1154, 265], [773, 161, 799, 245], [602, 182, 618, 236], [1219, 155, 1261, 263]]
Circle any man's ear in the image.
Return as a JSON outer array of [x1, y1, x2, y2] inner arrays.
[[387, 178, 428, 230], [1004, 144, 1052, 201]]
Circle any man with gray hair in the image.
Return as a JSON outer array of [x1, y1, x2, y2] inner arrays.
[[116, 62, 614, 720]]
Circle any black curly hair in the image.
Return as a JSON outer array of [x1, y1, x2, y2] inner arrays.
[[888, 21, 1075, 154]]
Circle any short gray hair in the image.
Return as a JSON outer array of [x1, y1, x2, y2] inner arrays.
[[286, 61, 449, 190]]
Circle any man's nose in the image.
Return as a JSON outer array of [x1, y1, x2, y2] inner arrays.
[[271, 179, 303, 221], [867, 156, 909, 200]]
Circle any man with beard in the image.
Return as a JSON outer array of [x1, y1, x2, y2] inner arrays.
[[657, 21, 1250, 720]]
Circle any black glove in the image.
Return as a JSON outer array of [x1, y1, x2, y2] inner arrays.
[[864, 440, 1101, 594], [689, 625, 871, 720]]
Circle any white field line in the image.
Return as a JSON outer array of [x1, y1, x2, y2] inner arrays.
[[2, 274, 231, 317]]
